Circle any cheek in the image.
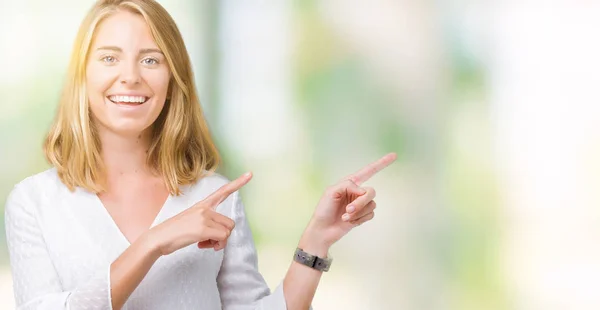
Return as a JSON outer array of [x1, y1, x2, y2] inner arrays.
[[144, 69, 171, 99], [86, 66, 114, 123], [86, 64, 115, 100]]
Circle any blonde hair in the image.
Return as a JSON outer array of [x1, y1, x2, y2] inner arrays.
[[44, 0, 220, 195]]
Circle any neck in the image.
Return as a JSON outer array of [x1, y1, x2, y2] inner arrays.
[[98, 127, 154, 181]]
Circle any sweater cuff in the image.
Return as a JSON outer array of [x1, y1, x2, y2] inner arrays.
[[66, 267, 112, 310]]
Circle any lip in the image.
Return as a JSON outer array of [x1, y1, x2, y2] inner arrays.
[[107, 93, 150, 97]]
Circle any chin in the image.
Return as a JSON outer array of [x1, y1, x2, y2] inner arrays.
[[90, 98, 164, 137], [99, 119, 153, 137]]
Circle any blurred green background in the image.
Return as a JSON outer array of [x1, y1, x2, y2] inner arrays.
[[5, 1, 600, 310], [2, 0, 494, 309]]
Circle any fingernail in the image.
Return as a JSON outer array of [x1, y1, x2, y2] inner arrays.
[[346, 205, 355, 213], [342, 213, 350, 221]]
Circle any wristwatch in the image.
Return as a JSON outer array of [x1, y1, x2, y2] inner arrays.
[[293, 247, 333, 272]]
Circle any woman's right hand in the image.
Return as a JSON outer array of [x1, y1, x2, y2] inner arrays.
[[148, 172, 253, 256]]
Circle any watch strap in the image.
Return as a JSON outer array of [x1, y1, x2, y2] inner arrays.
[[293, 247, 332, 272]]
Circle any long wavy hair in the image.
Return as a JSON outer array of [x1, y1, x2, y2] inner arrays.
[[44, 0, 220, 195]]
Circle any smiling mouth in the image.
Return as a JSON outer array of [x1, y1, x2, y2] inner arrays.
[[107, 95, 150, 105]]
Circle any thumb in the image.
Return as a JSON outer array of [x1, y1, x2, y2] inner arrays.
[[329, 179, 366, 199], [197, 240, 214, 249]]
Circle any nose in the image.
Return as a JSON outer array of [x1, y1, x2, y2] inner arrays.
[[119, 62, 141, 85]]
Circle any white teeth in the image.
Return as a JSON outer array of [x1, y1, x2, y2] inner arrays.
[[108, 95, 147, 103]]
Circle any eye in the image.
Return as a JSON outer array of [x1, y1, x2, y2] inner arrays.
[[101, 55, 117, 63], [142, 57, 159, 65]]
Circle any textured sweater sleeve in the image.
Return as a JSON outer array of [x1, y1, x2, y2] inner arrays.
[[216, 191, 289, 310], [5, 183, 113, 310]]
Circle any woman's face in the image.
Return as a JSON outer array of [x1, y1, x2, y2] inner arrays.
[[86, 10, 170, 137]]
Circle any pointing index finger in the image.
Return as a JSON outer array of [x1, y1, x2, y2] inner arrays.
[[345, 153, 397, 185], [206, 172, 253, 208]]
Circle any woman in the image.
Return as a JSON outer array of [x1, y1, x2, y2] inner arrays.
[[4, 0, 396, 309]]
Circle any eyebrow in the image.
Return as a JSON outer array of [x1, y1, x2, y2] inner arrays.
[[96, 46, 163, 55]]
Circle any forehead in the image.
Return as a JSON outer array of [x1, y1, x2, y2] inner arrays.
[[91, 10, 158, 49]]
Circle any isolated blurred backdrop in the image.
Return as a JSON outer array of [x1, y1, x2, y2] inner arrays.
[[2, 1, 600, 309]]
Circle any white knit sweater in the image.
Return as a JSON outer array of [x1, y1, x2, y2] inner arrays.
[[5, 168, 287, 310]]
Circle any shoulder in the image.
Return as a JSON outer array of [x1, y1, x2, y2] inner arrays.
[[10, 167, 63, 198], [187, 171, 232, 195], [5, 168, 65, 216]]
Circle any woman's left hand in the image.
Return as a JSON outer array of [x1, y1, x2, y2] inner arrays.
[[300, 153, 397, 251]]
